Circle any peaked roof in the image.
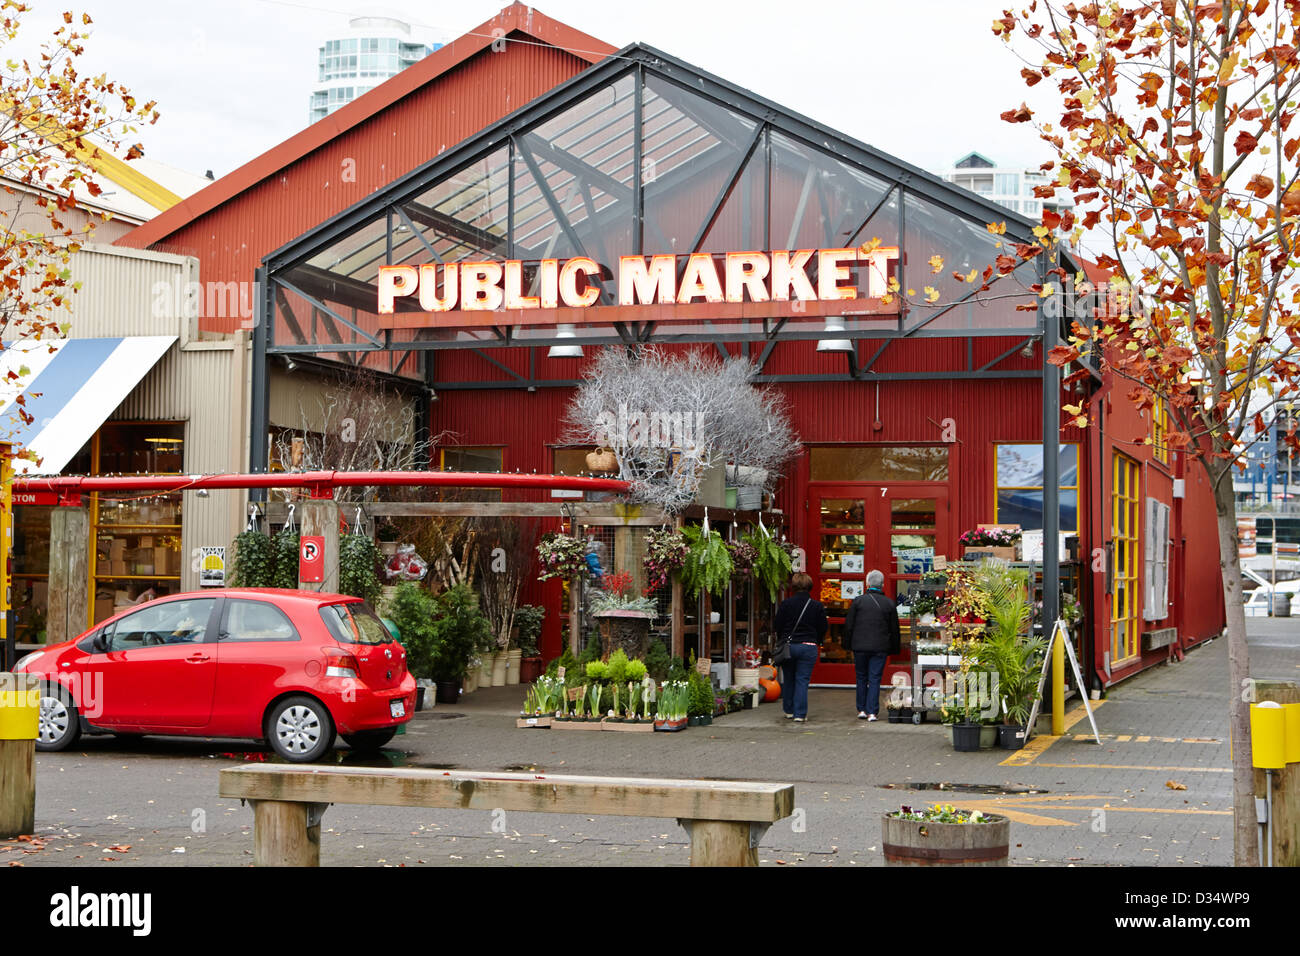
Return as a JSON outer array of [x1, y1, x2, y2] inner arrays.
[[117, 3, 615, 250], [263, 42, 1044, 275]]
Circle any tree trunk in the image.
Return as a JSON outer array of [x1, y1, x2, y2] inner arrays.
[[1212, 471, 1260, 867]]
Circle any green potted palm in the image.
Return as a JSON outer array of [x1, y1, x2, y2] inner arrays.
[[972, 561, 1046, 750]]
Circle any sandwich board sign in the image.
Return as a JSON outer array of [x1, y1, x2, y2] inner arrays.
[[1024, 620, 1101, 745]]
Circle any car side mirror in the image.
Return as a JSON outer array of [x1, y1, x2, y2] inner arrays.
[[92, 631, 108, 653]]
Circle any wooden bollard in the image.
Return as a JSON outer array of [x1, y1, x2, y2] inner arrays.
[[0, 673, 40, 839], [1254, 680, 1300, 867]]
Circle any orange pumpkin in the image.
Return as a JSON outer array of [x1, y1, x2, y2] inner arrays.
[[759, 677, 781, 702]]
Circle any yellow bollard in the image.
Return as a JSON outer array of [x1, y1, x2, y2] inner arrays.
[[1051, 627, 1065, 736], [0, 672, 40, 838], [1250, 702, 1288, 770]]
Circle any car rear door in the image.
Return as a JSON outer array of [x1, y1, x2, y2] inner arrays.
[[319, 601, 408, 692], [93, 598, 219, 729]]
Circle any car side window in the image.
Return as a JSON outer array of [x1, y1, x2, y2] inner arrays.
[[221, 600, 299, 642], [108, 599, 216, 651]]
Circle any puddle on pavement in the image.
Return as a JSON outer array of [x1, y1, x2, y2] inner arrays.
[[880, 782, 1047, 795], [501, 764, 542, 772]]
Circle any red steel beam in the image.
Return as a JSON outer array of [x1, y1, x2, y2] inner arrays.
[[14, 471, 630, 497]]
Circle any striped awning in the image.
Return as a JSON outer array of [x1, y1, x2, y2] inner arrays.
[[0, 336, 176, 475]]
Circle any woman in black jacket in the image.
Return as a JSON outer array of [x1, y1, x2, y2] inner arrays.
[[773, 572, 827, 722], [842, 569, 901, 720]]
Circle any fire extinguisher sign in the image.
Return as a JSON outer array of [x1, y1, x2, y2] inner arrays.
[[300, 536, 325, 583]]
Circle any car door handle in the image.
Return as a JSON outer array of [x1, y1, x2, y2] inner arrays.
[[185, 654, 211, 663]]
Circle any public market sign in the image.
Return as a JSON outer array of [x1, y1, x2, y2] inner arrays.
[[376, 248, 900, 322]]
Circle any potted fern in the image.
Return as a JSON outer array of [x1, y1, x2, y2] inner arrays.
[[970, 560, 1047, 750]]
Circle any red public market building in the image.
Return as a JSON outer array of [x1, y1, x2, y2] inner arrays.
[[118, 3, 1224, 692]]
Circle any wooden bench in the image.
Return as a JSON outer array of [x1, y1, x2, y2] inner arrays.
[[219, 765, 794, 867]]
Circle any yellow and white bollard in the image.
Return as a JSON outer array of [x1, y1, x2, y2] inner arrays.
[[0, 672, 40, 838]]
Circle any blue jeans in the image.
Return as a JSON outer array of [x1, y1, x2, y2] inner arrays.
[[855, 651, 888, 715], [781, 644, 819, 719]]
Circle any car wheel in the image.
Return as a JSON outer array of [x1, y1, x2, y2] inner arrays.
[[341, 728, 396, 752], [266, 695, 335, 763], [36, 684, 81, 752]]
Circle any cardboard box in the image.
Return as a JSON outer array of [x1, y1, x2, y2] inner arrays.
[[110, 538, 127, 557], [110, 560, 127, 576], [138, 536, 153, 549], [154, 548, 171, 575], [94, 598, 114, 623], [962, 546, 1018, 562]]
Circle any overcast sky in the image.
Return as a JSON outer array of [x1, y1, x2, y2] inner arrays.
[[9, 0, 1052, 180]]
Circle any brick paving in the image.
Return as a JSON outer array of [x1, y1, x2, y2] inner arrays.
[[2, 617, 1294, 867]]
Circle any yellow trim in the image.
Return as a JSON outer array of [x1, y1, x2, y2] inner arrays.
[[999, 700, 1105, 766], [0, 95, 182, 212], [1152, 396, 1169, 464], [1112, 452, 1140, 664]]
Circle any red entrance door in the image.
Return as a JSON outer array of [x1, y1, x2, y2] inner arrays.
[[808, 485, 949, 686]]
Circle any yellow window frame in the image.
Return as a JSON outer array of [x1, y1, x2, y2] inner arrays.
[[1111, 452, 1141, 664], [1152, 396, 1168, 464]]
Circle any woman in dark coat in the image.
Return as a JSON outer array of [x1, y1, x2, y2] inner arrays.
[[774, 572, 827, 722]]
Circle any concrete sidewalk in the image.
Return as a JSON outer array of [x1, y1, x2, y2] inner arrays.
[[3, 623, 1288, 867]]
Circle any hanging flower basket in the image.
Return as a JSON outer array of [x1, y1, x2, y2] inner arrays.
[[644, 528, 689, 592], [536, 532, 587, 580]]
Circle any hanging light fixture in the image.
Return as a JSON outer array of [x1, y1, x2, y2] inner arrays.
[[816, 317, 854, 353], [547, 323, 583, 358]]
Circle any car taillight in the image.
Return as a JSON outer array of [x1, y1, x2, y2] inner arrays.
[[323, 648, 359, 679]]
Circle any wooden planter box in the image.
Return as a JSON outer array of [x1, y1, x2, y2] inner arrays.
[[602, 720, 656, 733], [551, 718, 606, 731]]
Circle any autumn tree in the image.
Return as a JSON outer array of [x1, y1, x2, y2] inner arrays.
[[0, 2, 158, 442], [990, 0, 1300, 865]]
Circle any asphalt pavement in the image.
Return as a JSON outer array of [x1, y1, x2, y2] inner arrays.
[[2, 617, 1295, 867]]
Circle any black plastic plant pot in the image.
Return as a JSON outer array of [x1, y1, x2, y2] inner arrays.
[[435, 681, 460, 705], [951, 722, 982, 752], [999, 724, 1028, 750]]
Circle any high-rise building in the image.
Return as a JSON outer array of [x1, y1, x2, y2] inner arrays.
[[938, 151, 1073, 219], [309, 16, 439, 124]]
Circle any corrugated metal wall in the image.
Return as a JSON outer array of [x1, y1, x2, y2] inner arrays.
[[24, 244, 251, 593]]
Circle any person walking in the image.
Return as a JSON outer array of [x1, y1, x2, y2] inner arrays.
[[774, 572, 827, 722], [843, 569, 901, 721]]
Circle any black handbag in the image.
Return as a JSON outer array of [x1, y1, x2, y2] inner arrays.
[[773, 598, 811, 666]]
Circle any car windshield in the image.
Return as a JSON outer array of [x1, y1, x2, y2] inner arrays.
[[319, 602, 391, 646]]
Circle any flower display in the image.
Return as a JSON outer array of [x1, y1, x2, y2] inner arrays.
[[731, 645, 762, 668], [889, 804, 993, 824], [728, 539, 758, 578], [536, 532, 587, 581], [643, 528, 690, 592], [959, 527, 1021, 547]]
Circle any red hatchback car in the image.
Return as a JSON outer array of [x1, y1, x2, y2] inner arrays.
[[13, 589, 416, 762]]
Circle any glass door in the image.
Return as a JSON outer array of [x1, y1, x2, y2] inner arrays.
[[809, 484, 949, 686]]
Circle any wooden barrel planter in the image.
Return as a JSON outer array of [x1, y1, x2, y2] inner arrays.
[[594, 609, 654, 660], [881, 812, 1010, 866]]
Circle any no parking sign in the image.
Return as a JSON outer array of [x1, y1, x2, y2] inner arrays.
[[300, 536, 325, 583]]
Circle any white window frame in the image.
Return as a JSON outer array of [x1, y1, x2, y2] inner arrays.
[[1143, 497, 1171, 620]]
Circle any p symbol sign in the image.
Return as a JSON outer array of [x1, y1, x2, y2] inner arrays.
[[300, 535, 325, 583]]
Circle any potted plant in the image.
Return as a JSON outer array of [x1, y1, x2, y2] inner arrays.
[[958, 526, 1021, 562], [644, 528, 690, 594], [909, 592, 940, 626], [882, 803, 1010, 866], [970, 561, 1047, 750], [743, 526, 794, 604], [679, 524, 734, 599], [428, 583, 492, 704], [732, 644, 762, 689], [590, 571, 657, 659], [515, 604, 546, 683], [687, 665, 714, 726]]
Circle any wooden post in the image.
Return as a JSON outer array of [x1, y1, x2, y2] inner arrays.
[[569, 574, 581, 656], [686, 819, 759, 866], [47, 505, 89, 646], [1254, 679, 1299, 867], [0, 673, 39, 839], [251, 800, 322, 866], [297, 498, 340, 592]]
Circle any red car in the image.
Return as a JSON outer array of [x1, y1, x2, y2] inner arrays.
[[13, 589, 416, 762]]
